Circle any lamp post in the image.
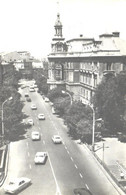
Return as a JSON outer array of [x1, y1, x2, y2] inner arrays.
[[62, 90, 73, 105], [1, 97, 13, 145], [87, 104, 103, 152]]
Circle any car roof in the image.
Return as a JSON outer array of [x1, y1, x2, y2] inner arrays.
[[32, 131, 39, 134], [54, 135, 61, 137]]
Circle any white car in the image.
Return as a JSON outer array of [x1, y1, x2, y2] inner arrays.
[[21, 85, 26, 89], [31, 131, 40, 140], [24, 93, 29, 97], [34, 152, 47, 164], [33, 84, 37, 88], [27, 119, 34, 126], [29, 88, 35, 92], [45, 97, 49, 102], [4, 177, 31, 194], [52, 135, 62, 144], [31, 104, 37, 110], [38, 114, 45, 120]]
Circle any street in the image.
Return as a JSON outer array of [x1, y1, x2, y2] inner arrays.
[[0, 83, 122, 195]]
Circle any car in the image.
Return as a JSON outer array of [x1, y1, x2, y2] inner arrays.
[[31, 131, 40, 140], [31, 104, 37, 110], [24, 93, 29, 97], [74, 188, 93, 195], [33, 84, 37, 88], [4, 177, 31, 194], [26, 97, 31, 102], [29, 88, 35, 92], [21, 85, 26, 89], [52, 135, 62, 144], [27, 119, 34, 126], [38, 114, 45, 120], [45, 97, 49, 102], [34, 152, 47, 164]]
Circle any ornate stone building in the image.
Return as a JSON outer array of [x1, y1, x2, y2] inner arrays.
[[48, 14, 126, 104]]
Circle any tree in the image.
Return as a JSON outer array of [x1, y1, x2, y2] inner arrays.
[[64, 101, 92, 140], [0, 64, 27, 143], [33, 70, 48, 95], [93, 71, 126, 134]]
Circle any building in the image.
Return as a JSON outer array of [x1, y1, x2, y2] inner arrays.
[[48, 14, 126, 104]]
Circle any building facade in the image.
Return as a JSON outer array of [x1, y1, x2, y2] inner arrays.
[[48, 14, 126, 104]]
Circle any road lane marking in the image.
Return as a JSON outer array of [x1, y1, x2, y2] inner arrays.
[[65, 146, 67, 150], [47, 153, 61, 195], [29, 164, 32, 169], [75, 164, 78, 169], [67, 150, 69, 154], [43, 140, 45, 145], [28, 152, 30, 157], [79, 173, 83, 178], [85, 184, 89, 190], [26, 142, 29, 147], [71, 157, 73, 161]]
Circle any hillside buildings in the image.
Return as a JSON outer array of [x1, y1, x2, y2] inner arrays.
[[47, 13, 126, 104]]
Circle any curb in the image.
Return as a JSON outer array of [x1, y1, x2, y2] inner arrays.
[[83, 143, 125, 195], [0, 144, 9, 187]]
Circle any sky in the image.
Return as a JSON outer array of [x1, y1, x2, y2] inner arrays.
[[0, 0, 126, 59]]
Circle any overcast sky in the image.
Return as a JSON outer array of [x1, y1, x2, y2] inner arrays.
[[0, 0, 126, 59]]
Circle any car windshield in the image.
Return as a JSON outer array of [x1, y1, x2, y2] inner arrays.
[[33, 133, 39, 135], [55, 136, 60, 139], [36, 153, 44, 157], [36, 155, 44, 157], [9, 182, 15, 185]]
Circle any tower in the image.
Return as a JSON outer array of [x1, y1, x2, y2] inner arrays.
[[53, 13, 65, 42]]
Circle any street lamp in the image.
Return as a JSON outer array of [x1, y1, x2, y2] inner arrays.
[[87, 103, 103, 152], [62, 90, 73, 105], [1, 97, 13, 145]]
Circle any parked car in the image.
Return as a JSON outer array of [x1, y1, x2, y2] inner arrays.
[[27, 119, 34, 126], [45, 97, 49, 102], [31, 104, 37, 110], [52, 135, 62, 144], [4, 177, 31, 194], [21, 85, 26, 89], [31, 131, 40, 141], [38, 114, 45, 120], [34, 152, 47, 164]]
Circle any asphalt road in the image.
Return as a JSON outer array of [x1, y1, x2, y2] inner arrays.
[[0, 81, 122, 195]]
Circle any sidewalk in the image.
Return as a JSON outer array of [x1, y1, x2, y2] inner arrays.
[[94, 138, 126, 193]]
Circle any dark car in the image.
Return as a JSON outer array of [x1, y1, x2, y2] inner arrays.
[[74, 188, 93, 195], [26, 97, 31, 102]]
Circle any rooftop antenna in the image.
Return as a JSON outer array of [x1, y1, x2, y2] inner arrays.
[[57, 0, 60, 13]]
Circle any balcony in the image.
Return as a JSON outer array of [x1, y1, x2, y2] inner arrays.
[[103, 70, 115, 77]]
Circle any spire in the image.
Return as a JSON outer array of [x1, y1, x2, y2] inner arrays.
[[54, 13, 63, 37]]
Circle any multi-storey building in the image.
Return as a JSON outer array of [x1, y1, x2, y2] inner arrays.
[[48, 14, 126, 104]]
